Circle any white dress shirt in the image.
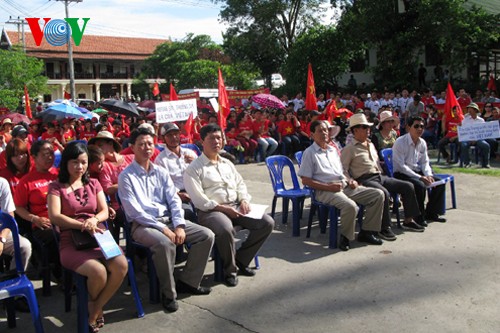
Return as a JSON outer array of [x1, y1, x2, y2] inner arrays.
[[392, 133, 433, 179], [154, 146, 197, 191]]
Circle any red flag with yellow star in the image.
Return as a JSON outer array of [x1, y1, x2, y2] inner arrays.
[[218, 68, 230, 131], [169, 83, 178, 101], [305, 63, 318, 111], [152, 82, 160, 97], [444, 82, 464, 122]]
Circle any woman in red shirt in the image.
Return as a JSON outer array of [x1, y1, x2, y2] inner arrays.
[[80, 119, 96, 141], [236, 111, 258, 162], [252, 109, 278, 161], [277, 110, 301, 156]]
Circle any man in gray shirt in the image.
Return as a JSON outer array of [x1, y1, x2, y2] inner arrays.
[[118, 128, 214, 313]]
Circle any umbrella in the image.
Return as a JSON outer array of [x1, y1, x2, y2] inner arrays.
[[146, 112, 156, 120], [138, 100, 156, 110], [252, 93, 285, 109], [49, 99, 79, 108], [40, 103, 88, 122], [93, 108, 108, 115], [100, 99, 140, 118], [0, 113, 31, 125]]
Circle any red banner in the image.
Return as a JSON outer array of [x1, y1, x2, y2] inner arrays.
[[161, 92, 200, 101]]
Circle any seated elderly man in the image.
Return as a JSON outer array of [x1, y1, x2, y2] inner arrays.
[[393, 116, 446, 224], [298, 120, 385, 251], [154, 123, 198, 222], [118, 128, 214, 313], [341, 114, 424, 237], [460, 103, 492, 168], [184, 123, 274, 287]]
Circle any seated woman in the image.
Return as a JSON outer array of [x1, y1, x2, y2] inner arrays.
[[371, 110, 399, 153], [0, 139, 32, 235], [14, 140, 61, 280], [47, 142, 127, 333]]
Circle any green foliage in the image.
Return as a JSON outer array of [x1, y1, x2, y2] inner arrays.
[[283, 24, 354, 94], [142, 34, 257, 90], [0, 47, 48, 110]]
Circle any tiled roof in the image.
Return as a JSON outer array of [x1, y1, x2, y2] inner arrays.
[[5, 31, 167, 60]]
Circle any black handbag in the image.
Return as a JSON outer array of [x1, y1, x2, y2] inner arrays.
[[71, 214, 101, 250]]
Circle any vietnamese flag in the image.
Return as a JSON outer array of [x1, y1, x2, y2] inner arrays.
[[444, 82, 464, 122], [169, 83, 178, 101], [152, 82, 160, 97], [217, 68, 230, 131], [324, 99, 338, 123], [305, 63, 318, 111], [184, 112, 194, 143], [487, 75, 497, 93], [24, 85, 32, 118]]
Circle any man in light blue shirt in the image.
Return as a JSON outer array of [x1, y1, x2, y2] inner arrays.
[[393, 116, 446, 225], [118, 128, 214, 313]]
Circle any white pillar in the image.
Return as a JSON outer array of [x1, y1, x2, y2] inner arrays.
[[60, 84, 66, 99], [126, 83, 132, 100], [120, 84, 124, 99], [95, 83, 101, 101]]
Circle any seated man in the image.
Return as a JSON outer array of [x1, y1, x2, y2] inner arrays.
[[154, 123, 198, 222], [341, 115, 424, 236], [118, 128, 214, 313], [393, 116, 446, 223], [298, 120, 385, 251], [183, 123, 274, 287], [460, 103, 492, 168]]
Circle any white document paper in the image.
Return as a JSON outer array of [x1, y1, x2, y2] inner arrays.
[[425, 178, 447, 188], [94, 230, 122, 260], [243, 204, 269, 220]]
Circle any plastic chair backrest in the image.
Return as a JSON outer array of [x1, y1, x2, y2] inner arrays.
[[294, 151, 303, 167], [53, 150, 62, 168], [0, 211, 24, 275], [265, 155, 302, 194], [155, 144, 165, 152], [181, 143, 202, 156], [381, 148, 394, 177]]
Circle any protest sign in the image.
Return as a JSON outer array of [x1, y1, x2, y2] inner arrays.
[[457, 121, 500, 142], [155, 99, 197, 123]]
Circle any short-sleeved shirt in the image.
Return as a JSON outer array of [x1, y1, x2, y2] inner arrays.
[[298, 142, 345, 184], [0, 177, 15, 213], [14, 168, 59, 219], [99, 154, 134, 209], [278, 120, 297, 137], [340, 139, 382, 180], [154, 146, 197, 191]]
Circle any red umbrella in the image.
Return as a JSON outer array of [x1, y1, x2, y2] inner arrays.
[[146, 112, 156, 120], [138, 100, 156, 110], [252, 93, 285, 109], [0, 112, 31, 124]]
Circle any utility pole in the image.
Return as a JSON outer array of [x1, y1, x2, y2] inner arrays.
[[56, 0, 82, 102], [5, 16, 26, 52]]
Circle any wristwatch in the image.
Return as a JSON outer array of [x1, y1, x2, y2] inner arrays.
[[0, 237, 7, 244]]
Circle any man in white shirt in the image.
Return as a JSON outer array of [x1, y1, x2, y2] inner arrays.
[[118, 128, 214, 313], [460, 103, 492, 168], [154, 123, 198, 221], [184, 123, 274, 287], [392, 116, 446, 224]]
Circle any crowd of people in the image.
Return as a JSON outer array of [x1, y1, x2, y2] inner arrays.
[[0, 85, 498, 331]]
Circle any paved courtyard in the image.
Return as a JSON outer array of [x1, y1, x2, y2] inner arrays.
[[2, 161, 499, 333]]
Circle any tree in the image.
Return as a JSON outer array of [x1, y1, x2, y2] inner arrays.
[[141, 34, 258, 90], [283, 24, 356, 94], [0, 47, 48, 110], [332, 0, 500, 89]]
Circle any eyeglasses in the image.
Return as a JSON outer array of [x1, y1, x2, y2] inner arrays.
[[412, 124, 425, 129]]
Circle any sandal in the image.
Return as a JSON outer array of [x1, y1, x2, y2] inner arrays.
[[96, 316, 104, 328], [88, 322, 99, 333]]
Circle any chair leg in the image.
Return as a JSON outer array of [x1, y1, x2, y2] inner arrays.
[[328, 208, 339, 249], [282, 198, 289, 225], [291, 198, 300, 237], [450, 178, 457, 209], [307, 203, 317, 238], [394, 194, 401, 228], [319, 206, 328, 234], [270, 196, 277, 219], [64, 269, 73, 312], [213, 245, 224, 282], [147, 255, 160, 304], [74, 273, 88, 333], [126, 258, 145, 318], [5, 298, 16, 328], [253, 255, 260, 270], [22, 283, 45, 333]]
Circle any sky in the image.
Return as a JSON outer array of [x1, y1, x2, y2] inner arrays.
[[0, 0, 228, 43]]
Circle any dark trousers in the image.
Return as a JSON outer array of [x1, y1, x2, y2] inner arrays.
[[394, 172, 446, 218], [357, 173, 421, 228]]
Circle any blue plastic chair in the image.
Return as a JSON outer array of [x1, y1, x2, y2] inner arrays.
[[306, 188, 340, 248], [294, 151, 303, 166], [380, 148, 402, 228], [265, 155, 310, 237], [53, 150, 62, 168], [181, 143, 202, 156], [0, 211, 45, 333]]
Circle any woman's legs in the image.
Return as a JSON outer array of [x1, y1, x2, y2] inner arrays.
[[75, 255, 128, 325]]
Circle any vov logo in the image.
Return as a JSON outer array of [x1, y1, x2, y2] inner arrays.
[[26, 18, 90, 47]]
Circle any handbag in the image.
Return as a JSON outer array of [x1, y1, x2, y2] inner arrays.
[[71, 214, 101, 250]]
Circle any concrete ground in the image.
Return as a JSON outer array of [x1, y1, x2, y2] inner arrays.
[[2, 161, 499, 333]]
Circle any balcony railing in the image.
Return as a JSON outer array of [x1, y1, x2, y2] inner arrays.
[[43, 72, 157, 80]]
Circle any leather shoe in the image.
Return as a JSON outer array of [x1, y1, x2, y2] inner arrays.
[[426, 215, 447, 223], [224, 275, 239, 287], [236, 261, 256, 276], [417, 218, 428, 227], [176, 279, 211, 295], [338, 235, 350, 251], [161, 295, 178, 312], [357, 230, 383, 245]]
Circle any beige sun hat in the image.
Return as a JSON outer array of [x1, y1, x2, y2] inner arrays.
[[466, 102, 480, 112], [347, 113, 373, 131], [324, 121, 341, 139], [88, 131, 122, 152], [378, 110, 400, 129]]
